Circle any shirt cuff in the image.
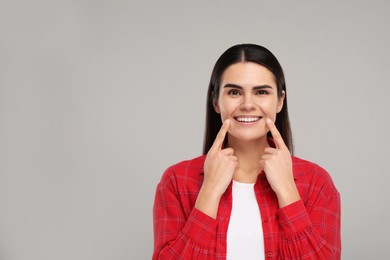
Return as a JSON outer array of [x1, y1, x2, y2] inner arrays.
[[181, 207, 218, 248], [278, 200, 312, 236]]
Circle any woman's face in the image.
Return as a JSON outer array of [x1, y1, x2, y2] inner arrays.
[[214, 62, 285, 142]]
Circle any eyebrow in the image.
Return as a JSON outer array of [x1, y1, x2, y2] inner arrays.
[[222, 83, 274, 90]]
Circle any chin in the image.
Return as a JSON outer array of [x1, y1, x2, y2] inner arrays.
[[228, 132, 267, 143]]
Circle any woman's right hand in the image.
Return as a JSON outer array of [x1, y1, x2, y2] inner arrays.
[[204, 119, 238, 195], [195, 119, 238, 218]]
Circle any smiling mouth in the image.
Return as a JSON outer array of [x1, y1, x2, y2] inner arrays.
[[234, 116, 262, 123]]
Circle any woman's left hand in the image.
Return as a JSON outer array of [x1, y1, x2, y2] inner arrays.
[[260, 118, 300, 208]]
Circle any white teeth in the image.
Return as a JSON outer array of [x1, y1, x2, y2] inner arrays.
[[236, 117, 260, 122]]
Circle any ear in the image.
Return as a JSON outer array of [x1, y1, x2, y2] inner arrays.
[[276, 90, 285, 113], [213, 99, 220, 114], [212, 92, 221, 113]]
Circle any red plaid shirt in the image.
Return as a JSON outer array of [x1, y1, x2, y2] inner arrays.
[[153, 154, 341, 259]]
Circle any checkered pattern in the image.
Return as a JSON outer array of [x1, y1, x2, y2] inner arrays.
[[153, 154, 341, 259]]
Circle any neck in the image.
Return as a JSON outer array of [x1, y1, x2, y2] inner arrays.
[[227, 135, 269, 183]]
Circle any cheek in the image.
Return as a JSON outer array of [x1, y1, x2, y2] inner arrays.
[[258, 100, 279, 118], [258, 99, 275, 111], [219, 108, 230, 121], [217, 100, 233, 115]]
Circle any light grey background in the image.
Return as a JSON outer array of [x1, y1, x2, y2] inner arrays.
[[1, 1, 389, 259]]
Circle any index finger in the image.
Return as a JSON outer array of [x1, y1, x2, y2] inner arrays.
[[210, 119, 230, 151], [266, 118, 286, 149]]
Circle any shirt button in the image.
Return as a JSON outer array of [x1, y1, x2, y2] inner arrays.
[[267, 251, 273, 258], [263, 217, 268, 223]]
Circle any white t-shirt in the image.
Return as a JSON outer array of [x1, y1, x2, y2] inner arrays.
[[226, 180, 265, 260]]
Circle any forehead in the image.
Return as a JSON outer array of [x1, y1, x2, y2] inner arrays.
[[221, 62, 276, 87]]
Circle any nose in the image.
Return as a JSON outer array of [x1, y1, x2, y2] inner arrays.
[[240, 94, 255, 111]]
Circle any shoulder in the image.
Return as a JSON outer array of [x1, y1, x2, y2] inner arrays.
[[158, 154, 206, 188], [292, 155, 339, 195], [165, 154, 206, 177], [292, 155, 330, 179]]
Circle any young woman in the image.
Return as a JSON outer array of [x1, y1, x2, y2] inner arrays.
[[153, 44, 341, 259]]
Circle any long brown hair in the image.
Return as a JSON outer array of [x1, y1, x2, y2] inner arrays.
[[203, 44, 293, 154]]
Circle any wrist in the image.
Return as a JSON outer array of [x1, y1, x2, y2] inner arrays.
[[275, 183, 300, 208], [194, 186, 223, 219]]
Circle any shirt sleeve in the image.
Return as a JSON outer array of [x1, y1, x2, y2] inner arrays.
[[152, 167, 218, 260], [277, 167, 341, 259]]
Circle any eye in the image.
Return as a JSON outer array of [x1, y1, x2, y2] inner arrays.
[[256, 89, 268, 95], [228, 89, 241, 96]]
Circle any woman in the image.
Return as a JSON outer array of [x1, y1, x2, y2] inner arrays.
[[153, 44, 341, 259]]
